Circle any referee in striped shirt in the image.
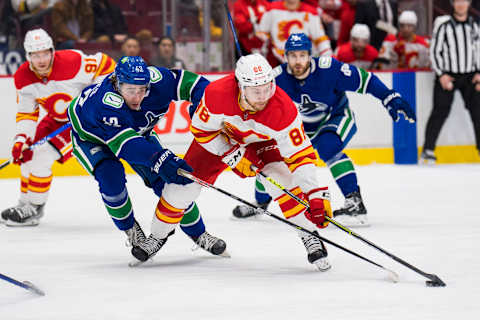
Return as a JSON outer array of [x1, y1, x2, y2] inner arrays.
[[421, 0, 480, 163]]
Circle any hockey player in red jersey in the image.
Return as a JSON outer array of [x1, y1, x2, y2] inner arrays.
[[1, 28, 115, 226], [134, 53, 333, 271], [378, 11, 430, 70], [334, 24, 379, 69], [233, 0, 270, 56]]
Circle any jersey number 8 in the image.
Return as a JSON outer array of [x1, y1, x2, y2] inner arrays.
[[289, 126, 306, 146]]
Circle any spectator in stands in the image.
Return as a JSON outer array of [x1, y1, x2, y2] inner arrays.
[[120, 36, 140, 57], [10, 0, 55, 33], [256, 0, 331, 66], [355, 0, 398, 50], [51, 0, 94, 49], [334, 23, 378, 69], [91, 0, 128, 45], [233, 0, 269, 59], [135, 29, 154, 63], [337, 0, 358, 46], [421, 0, 480, 163], [377, 11, 429, 70], [150, 36, 186, 69]]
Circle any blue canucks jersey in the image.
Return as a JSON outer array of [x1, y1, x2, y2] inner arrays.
[[273, 56, 390, 137], [68, 67, 209, 167]]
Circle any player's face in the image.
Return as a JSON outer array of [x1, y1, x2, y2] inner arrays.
[[286, 50, 310, 78], [243, 81, 275, 111], [351, 37, 368, 53], [119, 83, 148, 111], [29, 49, 53, 75], [399, 23, 415, 39]]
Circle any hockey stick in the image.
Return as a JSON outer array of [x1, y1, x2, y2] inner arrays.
[[252, 166, 446, 287], [0, 272, 45, 296], [0, 123, 72, 171], [177, 168, 399, 282], [224, 0, 243, 57]]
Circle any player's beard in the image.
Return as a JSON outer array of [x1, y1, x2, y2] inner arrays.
[[291, 62, 310, 79]]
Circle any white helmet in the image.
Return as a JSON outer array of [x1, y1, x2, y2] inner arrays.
[[350, 24, 370, 40], [235, 53, 274, 88], [399, 11, 418, 26], [24, 28, 54, 60]]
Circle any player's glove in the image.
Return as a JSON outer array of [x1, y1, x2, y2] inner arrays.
[[221, 144, 256, 178], [151, 149, 193, 185], [11, 134, 33, 165], [305, 187, 332, 229], [383, 90, 416, 123]]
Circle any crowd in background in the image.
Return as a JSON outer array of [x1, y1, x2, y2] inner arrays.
[[0, 0, 479, 72]]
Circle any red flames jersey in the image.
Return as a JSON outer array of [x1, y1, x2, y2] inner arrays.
[[378, 34, 430, 69], [257, 1, 331, 63], [190, 74, 320, 193], [14, 49, 115, 138], [233, 0, 270, 53]]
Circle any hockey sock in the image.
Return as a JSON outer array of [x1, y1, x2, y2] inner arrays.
[[327, 152, 359, 196], [95, 159, 134, 230], [180, 203, 205, 238], [102, 188, 134, 231], [254, 176, 272, 205], [314, 132, 359, 196]]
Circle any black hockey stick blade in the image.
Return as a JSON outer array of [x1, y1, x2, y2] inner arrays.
[[425, 274, 446, 287]]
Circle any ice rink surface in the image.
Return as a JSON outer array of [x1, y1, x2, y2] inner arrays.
[[1, 164, 479, 320]]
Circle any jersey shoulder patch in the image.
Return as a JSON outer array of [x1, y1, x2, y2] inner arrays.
[[102, 91, 124, 109], [272, 65, 283, 78], [148, 66, 164, 83], [318, 56, 332, 69]]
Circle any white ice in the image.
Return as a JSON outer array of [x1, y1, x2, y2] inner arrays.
[[1, 164, 479, 320]]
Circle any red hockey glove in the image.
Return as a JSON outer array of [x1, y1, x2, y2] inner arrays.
[[305, 187, 332, 229], [11, 134, 33, 165]]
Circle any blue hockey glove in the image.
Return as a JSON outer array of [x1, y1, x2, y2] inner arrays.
[[382, 91, 416, 123], [151, 149, 193, 185]]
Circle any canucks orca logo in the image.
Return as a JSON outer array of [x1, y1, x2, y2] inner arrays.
[[298, 94, 328, 115], [138, 111, 164, 135]]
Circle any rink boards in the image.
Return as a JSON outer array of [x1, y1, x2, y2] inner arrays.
[[0, 71, 478, 178]]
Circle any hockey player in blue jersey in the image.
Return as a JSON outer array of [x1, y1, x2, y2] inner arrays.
[[232, 33, 415, 227], [68, 56, 228, 262]]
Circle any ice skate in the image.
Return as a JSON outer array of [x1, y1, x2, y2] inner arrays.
[[5, 203, 45, 227], [299, 231, 331, 271], [232, 200, 270, 219], [125, 219, 146, 247], [419, 149, 436, 165], [131, 234, 169, 262], [191, 231, 230, 257], [1, 201, 26, 224], [333, 191, 369, 227]]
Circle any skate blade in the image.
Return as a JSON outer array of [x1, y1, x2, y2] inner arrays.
[[6, 220, 40, 227], [313, 259, 332, 272], [219, 250, 231, 258], [128, 258, 152, 267]]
